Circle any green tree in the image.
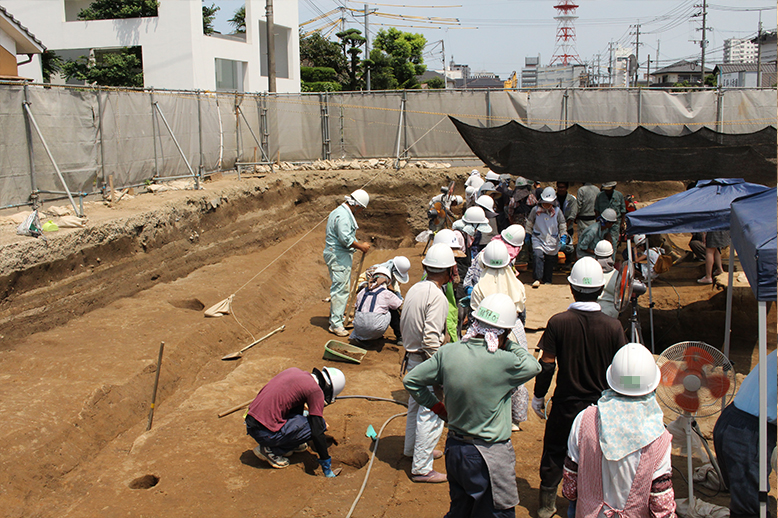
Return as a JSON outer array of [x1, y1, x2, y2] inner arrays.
[[78, 0, 159, 20], [300, 32, 347, 87], [62, 47, 143, 87], [370, 28, 426, 90], [704, 73, 717, 87], [336, 28, 366, 91], [300, 66, 342, 92], [41, 50, 63, 84], [228, 6, 245, 34], [423, 77, 445, 89], [202, 3, 219, 35]]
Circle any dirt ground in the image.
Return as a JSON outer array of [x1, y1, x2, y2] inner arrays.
[[0, 167, 775, 518]]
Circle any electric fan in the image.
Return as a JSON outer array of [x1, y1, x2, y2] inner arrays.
[[656, 341, 737, 506]]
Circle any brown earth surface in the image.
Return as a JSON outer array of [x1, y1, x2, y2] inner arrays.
[[0, 168, 775, 518]]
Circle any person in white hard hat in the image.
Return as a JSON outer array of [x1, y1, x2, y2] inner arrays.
[[355, 256, 411, 344], [476, 194, 500, 246], [465, 169, 484, 190], [562, 342, 675, 518], [575, 182, 601, 235], [462, 205, 493, 260], [428, 185, 464, 232], [432, 229, 466, 342], [594, 182, 626, 250], [246, 366, 346, 476], [526, 186, 567, 288], [532, 257, 627, 518], [470, 240, 531, 432], [404, 293, 541, 516], [350, 266, 404, 343], [324, 189, 371, 337], [400, 243, 458, 483], [594, 240, 619, 318], [576, 208, 617, 259]]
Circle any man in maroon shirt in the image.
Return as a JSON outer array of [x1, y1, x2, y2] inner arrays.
[[245, 366, 345, 477]]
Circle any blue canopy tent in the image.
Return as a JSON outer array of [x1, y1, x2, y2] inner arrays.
[[729, 187, 777, 518], [625, 179, 771, 352], [626, 178, 770, 235]]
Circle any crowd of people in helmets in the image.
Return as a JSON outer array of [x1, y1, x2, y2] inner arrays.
[[244, 177, 685, 518]]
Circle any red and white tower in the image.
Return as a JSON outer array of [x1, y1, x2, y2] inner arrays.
[[549, 0, 582, 66]]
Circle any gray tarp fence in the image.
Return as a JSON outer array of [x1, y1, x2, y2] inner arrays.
[[1, 83, 775, 209]]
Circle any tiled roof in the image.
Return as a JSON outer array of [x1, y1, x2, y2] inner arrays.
[[714, 62, 777, 74], [0, 5, 46, 52]]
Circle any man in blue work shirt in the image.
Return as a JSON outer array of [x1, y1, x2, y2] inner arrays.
[[324, 189, 371, 336]]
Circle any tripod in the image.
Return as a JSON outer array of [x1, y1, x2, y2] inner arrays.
[[626, 279, 646, 345]]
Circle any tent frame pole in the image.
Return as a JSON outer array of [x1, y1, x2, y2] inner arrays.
[[758, 300, 768, 518], [723, 249, 735, 359]]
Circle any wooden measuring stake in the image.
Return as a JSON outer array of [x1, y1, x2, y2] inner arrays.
[[344, 251, 367, 327], [146, 342, 165, 431]]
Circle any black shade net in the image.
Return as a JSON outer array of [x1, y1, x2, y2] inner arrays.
[[450, 117, 777, 186]]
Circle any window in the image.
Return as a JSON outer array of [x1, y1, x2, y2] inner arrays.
[[215, 58, 246, 91], [258, 21, 290, 79]]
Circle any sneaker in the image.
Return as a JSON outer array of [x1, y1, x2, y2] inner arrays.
[[412, 470, 447, 483], [532, 280, 541, 288], [697, 277, 713, 285], [253, 445, 289, 469], [282, 443, 309, 457], [329, 326, 349, 337], [512, 423, 521, 432]]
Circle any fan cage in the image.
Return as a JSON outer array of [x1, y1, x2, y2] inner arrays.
[[656, 341, 736, 418]]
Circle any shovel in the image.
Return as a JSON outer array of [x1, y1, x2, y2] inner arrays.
[[221, 325, 286, 360]]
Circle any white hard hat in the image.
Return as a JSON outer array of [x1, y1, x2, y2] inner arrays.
[[463, 206, 489, 225], [474, 293, 518, 329], [475, 195, 496, 214], [470, 169, 481, 176], [433, 228, 462, 249], [633, 234, 647, 247], [348, 189, 369, 208], [485, 170, 500, 182], [323, 367, 346, 402], [480, 240, 510, 269], [601, 208, 618, 222], [568, 256, 605, 292], [501, 225, 526, 247], [540, 186, 557, 203], [594, 239, 614, 258], [373, 265, 392, 280], [606, 342, 661, 396], [422, 243, 457, 269], [602, 181, 617, 189], [478, 182, 496, 196], [391, 256, 410, 283]]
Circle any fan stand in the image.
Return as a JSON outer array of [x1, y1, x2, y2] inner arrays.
[[684, 414, 695, 508], [627, 294, 644, 344]]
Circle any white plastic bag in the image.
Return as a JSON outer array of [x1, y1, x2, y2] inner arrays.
[[16, 210, 43, 238], [666, 416, 710, 463]]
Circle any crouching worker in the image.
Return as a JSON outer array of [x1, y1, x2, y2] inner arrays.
[[350, 266, 404, 342], [245, 366, 345, 477], [404, 293, 541, 517], [562, 343, 675, 518]]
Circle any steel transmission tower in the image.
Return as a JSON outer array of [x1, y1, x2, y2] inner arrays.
[[550, 0, 582, 65]]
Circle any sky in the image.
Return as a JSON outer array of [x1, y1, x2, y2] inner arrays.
[[210, 0, 776, 79]]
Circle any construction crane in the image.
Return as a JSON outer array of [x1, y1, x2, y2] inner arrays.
[[504, 71, 517, 89]]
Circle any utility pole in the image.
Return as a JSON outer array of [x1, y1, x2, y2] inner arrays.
[[608, 40, 613, 87], [647, 54, 651, 86], [756, 11, 763, 87], [633, 23, 641, 86], [596, 54, 601, 87], [656, 39, 660, 74], [364, 4, 371, 91], [266, 0, 276, 93], [699, 0, 708, 85], [442, 40, 448, 89]]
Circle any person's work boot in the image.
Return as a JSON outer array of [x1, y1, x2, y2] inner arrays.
[[253, 445, 289, 469], [283, 443, 309, 457], [537, 485, 558, 518], [532, 280, 541, 288], [412, 470, 447, 483], [329, 326, 349, 337]]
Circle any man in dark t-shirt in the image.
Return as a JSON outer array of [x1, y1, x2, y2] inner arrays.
[[245, 367, 345, 477], [531, 257, 627, 518]]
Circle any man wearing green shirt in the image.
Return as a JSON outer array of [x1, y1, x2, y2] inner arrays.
[[404, 293, 541, 517], [593, 182, 626, 250]]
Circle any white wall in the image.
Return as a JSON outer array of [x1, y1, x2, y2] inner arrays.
[[6, 0, 299, 93]]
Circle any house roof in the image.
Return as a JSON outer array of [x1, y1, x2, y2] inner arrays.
[[713, 62, 778, 75], [650, 59, 712, 76], [458, 76, 504, 89], [0, 5, 45, 54]]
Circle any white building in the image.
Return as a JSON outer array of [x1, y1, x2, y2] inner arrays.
[[723, 38, 757, 64], [3, 0, 300, 92], [535, 63, 587, 88]]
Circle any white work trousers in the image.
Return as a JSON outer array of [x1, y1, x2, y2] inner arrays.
[[404, 356, 445, 476]]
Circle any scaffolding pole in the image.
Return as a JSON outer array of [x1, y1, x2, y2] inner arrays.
[[23, 103, 82, 216], [153, 102, 200, 189], [394, 92, 406, 169], [23, 84, 38, 209]]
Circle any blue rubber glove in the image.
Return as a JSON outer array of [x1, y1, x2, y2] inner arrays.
[[466, 286, 473, 296], [560, 234, 570, 246], [318, 458, 337, 478]]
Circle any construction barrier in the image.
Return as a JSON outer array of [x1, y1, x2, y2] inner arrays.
[[0, 83, 775, 210]]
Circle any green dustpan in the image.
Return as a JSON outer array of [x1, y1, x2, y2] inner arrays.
[[323, 340, 367, 364]]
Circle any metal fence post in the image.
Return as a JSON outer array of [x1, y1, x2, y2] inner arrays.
[[716, 87, 724, 138], [235, 92, 241, 170], [402, 91, 408, 160], [394, 92, 407, 169], [260, 93, 269, 160], [96, 88, 107, 188], [486, 89, 492, 128], [321, 92, 331, 160], [22, 84, 38, 209], [197, 90, 204, 179], [562, 89, 569, 130], [150, 88, 159, 178], [637, 87, 642, 126]]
